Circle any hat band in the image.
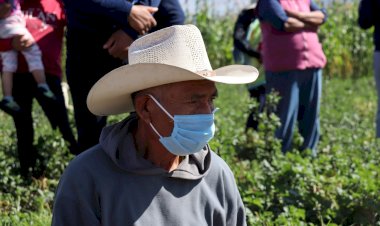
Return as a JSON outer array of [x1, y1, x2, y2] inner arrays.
[[195, 70, 216, 77]]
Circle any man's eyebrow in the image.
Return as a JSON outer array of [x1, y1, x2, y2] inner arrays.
[[190, 90, 218, 100]]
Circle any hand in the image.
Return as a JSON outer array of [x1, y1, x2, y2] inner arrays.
[[12, 34, 35, 51], [0, 3, 11, 19], [285, 9, 301, 19], [103, 29, 134, 60], [128, 5, 158, 35]]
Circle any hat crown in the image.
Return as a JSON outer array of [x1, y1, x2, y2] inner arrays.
[[128, 24, 213, 72]]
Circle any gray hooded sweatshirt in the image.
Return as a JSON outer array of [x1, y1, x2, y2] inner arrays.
[[52, 116, 246, 226]]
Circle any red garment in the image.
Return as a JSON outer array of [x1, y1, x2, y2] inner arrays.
[[0, 0, 66, 77]]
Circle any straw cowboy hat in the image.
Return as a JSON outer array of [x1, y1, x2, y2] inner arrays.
[[87, 24, 259, 116]]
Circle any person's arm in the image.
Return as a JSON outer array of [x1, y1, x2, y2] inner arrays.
[[285, 0, 326, 29], [257, 0, 288, 31], [233, 8, 261, 59], [63, 0, 158, 39], [284, 10, 325, 32], [125, 4, 158, 36], [358, 0, 374, 29], [63, 0, 133, 26], [0, 34, 34, 52], [103, 29, 134, 60], [151, 0, 185, 31], [258, 0, 326, 32]]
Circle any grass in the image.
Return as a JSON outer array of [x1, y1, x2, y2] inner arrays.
[[0, 75, 379, 225]]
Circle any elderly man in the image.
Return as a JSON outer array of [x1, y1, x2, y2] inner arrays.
[[52, 24, 258, 226]]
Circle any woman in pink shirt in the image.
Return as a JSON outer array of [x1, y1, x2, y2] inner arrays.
[[257, 0, 327, 155]]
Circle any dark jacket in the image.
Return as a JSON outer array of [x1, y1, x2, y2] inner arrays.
[[233, 7, 261, 59], [358, 0, 380, 51], [62, 0, 184, 39]]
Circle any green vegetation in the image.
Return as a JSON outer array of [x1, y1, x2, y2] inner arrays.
[[1, 1, 379, 225]]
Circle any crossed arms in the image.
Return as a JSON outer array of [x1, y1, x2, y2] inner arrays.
[[258, 0, 327, 32]]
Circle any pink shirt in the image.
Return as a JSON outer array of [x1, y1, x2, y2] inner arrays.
[[260, 0, 326, 72]]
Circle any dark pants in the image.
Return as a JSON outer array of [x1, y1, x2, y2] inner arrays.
[[65, 29, 123, 153], [12, 73, 77, 178], [246, 83, 266, 130]]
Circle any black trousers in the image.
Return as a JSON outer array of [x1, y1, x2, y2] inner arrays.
[[12, 73, 77, 177], [246, 83, 266, 130], [65, 30, 123, 153]]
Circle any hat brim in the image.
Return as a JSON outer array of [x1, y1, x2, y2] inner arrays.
[[87, 63, 259, 116]]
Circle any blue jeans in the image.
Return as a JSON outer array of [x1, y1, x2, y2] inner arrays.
[[266, 68, 322, 155], [374, 51, 380, 137]]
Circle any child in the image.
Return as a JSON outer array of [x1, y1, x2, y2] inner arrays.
[[0, 0, 55, 115]]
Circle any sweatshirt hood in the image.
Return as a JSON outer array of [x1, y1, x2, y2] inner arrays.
[[99, 115, 211, 180]]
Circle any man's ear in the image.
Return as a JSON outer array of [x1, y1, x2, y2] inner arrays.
[[134, 95, 153, 124]]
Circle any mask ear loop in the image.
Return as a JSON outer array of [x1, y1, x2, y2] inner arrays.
[[147, 94, 174, 139], [146, 94, 174, 120], [149, 122, 163, 138]]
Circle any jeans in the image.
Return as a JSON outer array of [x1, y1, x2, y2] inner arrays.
[[266, 68, 322, 156]]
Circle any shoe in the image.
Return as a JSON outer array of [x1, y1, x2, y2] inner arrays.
[[0, 98, 21, 115], [38, 86, 56, 99]]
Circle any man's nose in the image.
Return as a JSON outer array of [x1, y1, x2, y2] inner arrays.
[[198, 102, 214, 114]]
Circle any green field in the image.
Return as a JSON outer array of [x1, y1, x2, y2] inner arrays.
[[1, 76, 379, 225]]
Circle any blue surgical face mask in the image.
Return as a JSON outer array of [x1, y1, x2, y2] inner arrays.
[[147, 94, 217, 156]]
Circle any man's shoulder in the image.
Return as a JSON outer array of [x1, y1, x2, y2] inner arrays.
[[208, 151, 236, 178], [65, 145, 109, 175]]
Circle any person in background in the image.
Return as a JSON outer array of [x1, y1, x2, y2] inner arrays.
[[0, 0, 78, 179], [52, 24, 257, 226], [257, 0, 327, 155], [358, 0, 380, 138], [62, 0, 185, 154], [0, 0, 55, 115], [233, 2, 266, 131], [233, 3, 261, 65]]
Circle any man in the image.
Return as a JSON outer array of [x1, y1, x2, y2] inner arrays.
[[358, 0, 380, 138], [257, 0, 327, 155], [62, 0, 185, 153], [52, 24, 258, 226]]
